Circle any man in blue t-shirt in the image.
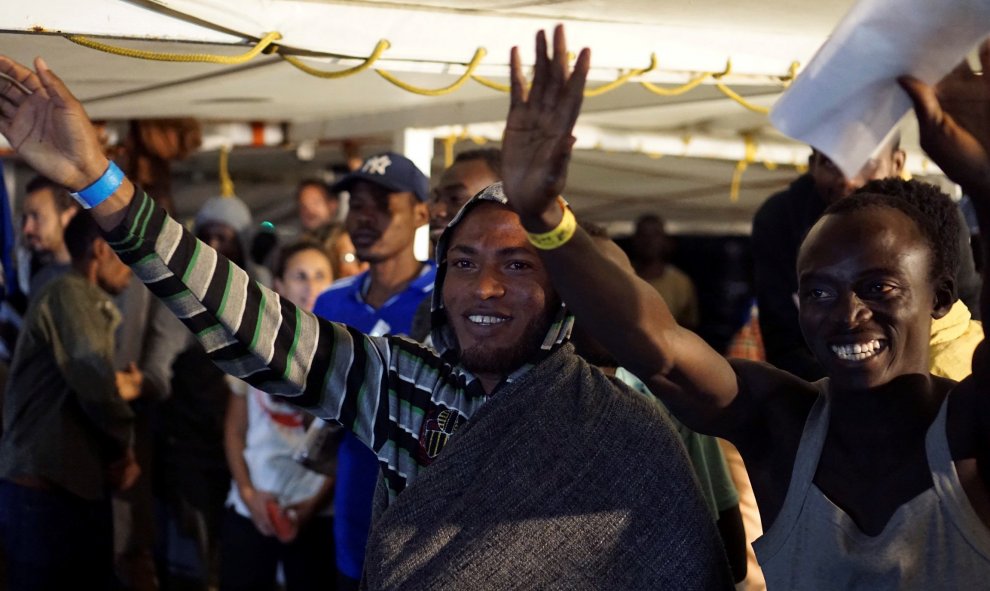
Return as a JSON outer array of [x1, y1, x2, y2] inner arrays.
[[312, 151, 433, 589]]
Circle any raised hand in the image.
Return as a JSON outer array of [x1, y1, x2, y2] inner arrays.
[[899, 41, 990, 197], [903, 41, 990, 388], [0, 56, 108, 191], [502, 26, 590, 228]]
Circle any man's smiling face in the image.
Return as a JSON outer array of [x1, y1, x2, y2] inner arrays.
[[441, 203, 558, 386], [797, 205, 944, 391]]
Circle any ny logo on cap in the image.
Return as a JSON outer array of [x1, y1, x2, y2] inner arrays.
[[362, 155, 392, 176]]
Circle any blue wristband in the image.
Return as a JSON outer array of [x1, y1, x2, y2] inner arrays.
[[70, 161, 124, 209]]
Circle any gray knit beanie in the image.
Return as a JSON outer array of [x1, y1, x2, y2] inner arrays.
[[194, 195, 252, 235]]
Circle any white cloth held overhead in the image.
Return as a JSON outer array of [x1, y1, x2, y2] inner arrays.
[[770, 0, 990, 179]]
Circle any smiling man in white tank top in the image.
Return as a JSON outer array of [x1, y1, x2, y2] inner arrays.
[[489, 32, 990, 589]]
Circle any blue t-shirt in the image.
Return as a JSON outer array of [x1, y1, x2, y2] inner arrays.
[[312, 262, 436, 579]]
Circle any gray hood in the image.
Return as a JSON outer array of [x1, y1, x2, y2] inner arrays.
[[429, 181, 573, 365]]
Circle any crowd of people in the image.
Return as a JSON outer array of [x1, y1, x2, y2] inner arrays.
[[0, 23, 986, 591]]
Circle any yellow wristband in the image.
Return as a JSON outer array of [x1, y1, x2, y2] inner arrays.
[[526, 197, 577, 250]]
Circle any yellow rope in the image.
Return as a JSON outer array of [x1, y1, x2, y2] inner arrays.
[[442, 129, 490, 166], [472, 54, 658, 98], [713, 59, 733, 79], [779, 61, 801, 87], [584, 54, 657, 97], [64, 32, 282, 64], [62, 32, 797, 112], [640, 73, 709, 97], [470, 74, 511, 92], [639, 59, 730, 96], [281, 40, 390, 78], [375, 48, 487, 96], [729, 133, 757, 202], [442, 135, 457, 168], [708, 58, 771, 114], [219, 146, 236, 198], [715, 81, 770, 114]]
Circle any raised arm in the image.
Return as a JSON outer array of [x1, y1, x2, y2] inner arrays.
[[500, 27, 740, 432], [900, 42, 990, 516], [900, 44, 990, 375], [0, 57, 131, 228], [0, 56, 403, 448]]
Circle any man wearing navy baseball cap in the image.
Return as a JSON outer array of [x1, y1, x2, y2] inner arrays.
[[332, 151, 430, 203], [316, 151, 434, 589]]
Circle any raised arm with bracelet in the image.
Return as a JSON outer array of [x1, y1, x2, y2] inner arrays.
[[0, 56, 491, 504]]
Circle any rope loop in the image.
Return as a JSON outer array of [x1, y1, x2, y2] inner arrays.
[[64, 32, 282, 65], [640, 58, 731, 98], [375, 48, 487, 96], [62, 32, 798, 114], [712, 59, 733, 79], [780, 61, 801, 86], [442, 128, 490, 166], [714, 81, 771, 114], [470, 74, 511, 92], [729, 133, 757, 202], [281, 40, 390, 78], [583, 53, 657, 97], [640, 73, 709, 97], [219, 145, 236, 198]]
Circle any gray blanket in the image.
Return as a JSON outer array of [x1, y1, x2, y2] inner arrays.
[[363, 344, 732, 590]]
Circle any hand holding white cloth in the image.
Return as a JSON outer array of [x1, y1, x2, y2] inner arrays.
[[771, 0, 990, 179]]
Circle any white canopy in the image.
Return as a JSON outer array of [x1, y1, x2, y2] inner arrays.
[[0, 0, 962, 230]]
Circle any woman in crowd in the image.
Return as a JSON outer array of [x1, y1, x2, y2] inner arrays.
[[305, 221, 367, 280], [220, 241, 337, 591]]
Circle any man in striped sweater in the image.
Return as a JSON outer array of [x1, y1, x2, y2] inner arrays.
[[0, 29, 732, 589]]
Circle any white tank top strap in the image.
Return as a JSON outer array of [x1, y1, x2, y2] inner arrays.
[[925, 391, 990, 561], [752, 379, 830, 562]]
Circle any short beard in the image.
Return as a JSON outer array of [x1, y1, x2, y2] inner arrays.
[[456, 309, 557, 378]]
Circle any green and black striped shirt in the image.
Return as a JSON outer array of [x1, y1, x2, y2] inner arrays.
[[105, 190, 492, 501]]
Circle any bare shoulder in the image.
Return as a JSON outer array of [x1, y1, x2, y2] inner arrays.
[[724, 358, 820, 527], [723, 358, 819, 446]]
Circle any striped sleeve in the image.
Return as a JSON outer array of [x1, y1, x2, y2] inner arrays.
[[101, 190, 393, 432]]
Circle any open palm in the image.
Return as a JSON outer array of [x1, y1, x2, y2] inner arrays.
[[0, 56, 106, 191], [502, 26, 590, 220]]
